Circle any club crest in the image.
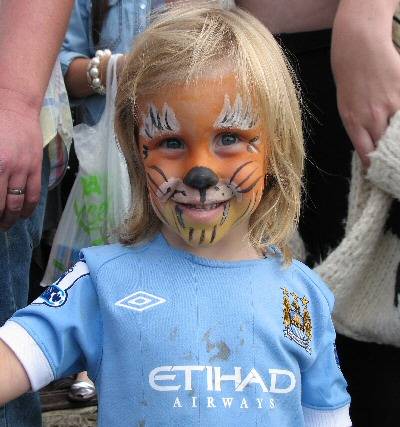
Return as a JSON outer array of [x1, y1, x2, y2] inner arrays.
[[281, 287, 312, 353], [32, 261, 89, 308]]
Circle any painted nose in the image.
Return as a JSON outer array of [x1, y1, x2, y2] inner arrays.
[[183, 167, 219, 190]]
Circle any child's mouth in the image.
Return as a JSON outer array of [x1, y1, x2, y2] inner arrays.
[[180, 202, 224, 211], [174, 200, 229, 224]]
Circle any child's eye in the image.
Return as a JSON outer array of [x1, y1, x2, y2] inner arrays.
[[219, 133, 239, 146], [160, 138, 185, 150]]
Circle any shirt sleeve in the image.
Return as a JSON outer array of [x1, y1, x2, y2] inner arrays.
[[59, 0, 92, 76], [301, 303, 351, 426], [0, 260, 102, 391]]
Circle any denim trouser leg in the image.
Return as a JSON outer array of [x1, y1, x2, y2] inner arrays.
[[0, 151, 50, 427]]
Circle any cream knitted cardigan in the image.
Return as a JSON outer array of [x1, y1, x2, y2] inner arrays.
[[310, 112, 400, 347]]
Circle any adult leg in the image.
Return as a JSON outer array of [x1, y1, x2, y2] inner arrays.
[[0, 150, 49, 427]]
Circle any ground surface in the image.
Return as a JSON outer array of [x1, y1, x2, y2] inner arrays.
[[40, 378, 97, 427], [42, 407, 97, 427]]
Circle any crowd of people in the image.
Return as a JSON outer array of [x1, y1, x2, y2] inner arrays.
[[0, 1, 399, 426]]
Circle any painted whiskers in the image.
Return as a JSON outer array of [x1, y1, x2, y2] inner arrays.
[[146, 161, 263, 245]]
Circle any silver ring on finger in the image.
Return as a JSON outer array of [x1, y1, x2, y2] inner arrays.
[[7, 187, 26, 196]]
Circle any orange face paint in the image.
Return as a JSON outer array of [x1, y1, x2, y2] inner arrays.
[[137, 74, 267, 247]]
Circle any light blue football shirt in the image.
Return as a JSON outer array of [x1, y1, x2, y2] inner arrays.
[[0, 234, 351, 426]]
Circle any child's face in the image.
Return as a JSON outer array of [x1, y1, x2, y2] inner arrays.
[[137, 73, 267, 247]]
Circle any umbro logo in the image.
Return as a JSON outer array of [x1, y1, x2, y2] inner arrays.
[[115, 291, 166, 312]]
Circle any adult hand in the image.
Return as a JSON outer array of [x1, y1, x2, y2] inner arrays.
[[0, 0, 75, 230], [331, 0, 400, 168], [0, 102, 43, 230]]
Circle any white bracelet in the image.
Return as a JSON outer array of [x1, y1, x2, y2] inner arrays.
[[86, 49, 111, 95]]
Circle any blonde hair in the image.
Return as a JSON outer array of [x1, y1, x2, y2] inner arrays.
[[115, 0, 304, 263]]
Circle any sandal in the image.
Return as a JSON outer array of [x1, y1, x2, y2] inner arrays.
[[68, 380, 96, 402]]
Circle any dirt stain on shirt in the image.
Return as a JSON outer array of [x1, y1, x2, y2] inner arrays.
[[203, 329, 231, 362]]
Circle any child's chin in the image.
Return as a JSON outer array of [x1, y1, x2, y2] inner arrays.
[[177, 226, 224, 248]]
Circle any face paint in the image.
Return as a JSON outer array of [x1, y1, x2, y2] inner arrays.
[[140, 103, 180, 140], [138, 73, 267, 248], [214, 94, 259, 130]]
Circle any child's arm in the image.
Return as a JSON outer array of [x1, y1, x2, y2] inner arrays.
[[0, 259, 101, 406], [0, 339, 30, 406]]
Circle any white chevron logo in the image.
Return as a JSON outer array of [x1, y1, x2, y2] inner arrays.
[[115, 291, 166, 312]]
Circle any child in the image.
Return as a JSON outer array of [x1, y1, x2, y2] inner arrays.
[[0, 2, 351, 426]]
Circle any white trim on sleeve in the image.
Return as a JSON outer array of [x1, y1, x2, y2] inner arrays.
[[0, 320, 54, 391], [303, 404, 352, 427]]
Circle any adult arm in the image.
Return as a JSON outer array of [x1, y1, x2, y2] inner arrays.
[[65, 56, 110, 98], [235, 0, 339, 34], [0, 0, 73, 229], [0, 339, 30, 406], [61, 0, 98, 98], [331, 0, 400, 167], [61, 0, 123, 98]]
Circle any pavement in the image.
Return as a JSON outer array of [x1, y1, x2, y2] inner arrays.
[[40, 378, 97, 427], [42, 407, 97, 427]]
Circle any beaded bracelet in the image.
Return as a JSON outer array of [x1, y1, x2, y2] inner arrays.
[[86, 49, 111, 95]]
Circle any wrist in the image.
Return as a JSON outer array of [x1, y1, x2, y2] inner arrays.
[[86, 49, 111, 95], [99, 54, 111, 87], [0, 87, 41, 119], [334, 0, 398, 41]]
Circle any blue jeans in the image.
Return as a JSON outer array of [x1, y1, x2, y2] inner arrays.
[[0, 150, 49, 427]]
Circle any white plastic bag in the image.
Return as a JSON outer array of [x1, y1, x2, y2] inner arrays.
[[42, 54, 131, 285]]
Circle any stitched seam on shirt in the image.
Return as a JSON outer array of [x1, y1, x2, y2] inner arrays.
[[301, 401, 351, 411], [291, 262, 332, 308], [85, 245, 150, 379], [91, 287, 104, 382], [91, 245, 149, 282]]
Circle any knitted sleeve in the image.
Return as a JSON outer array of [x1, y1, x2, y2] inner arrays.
[[367, 110, 400, 201]]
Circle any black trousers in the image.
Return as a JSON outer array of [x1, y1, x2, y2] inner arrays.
[[278, 30, 400, 427]]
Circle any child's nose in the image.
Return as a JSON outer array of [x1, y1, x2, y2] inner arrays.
[[183, 166, 219, 190]]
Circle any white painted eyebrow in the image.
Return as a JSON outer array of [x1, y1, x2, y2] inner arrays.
[[214, 94, 258, 130], [139, 103, 180, 139]]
